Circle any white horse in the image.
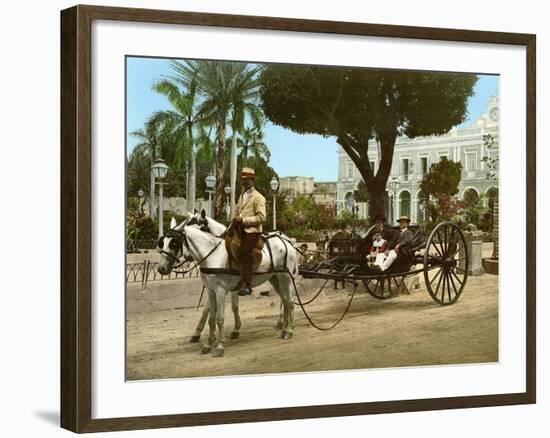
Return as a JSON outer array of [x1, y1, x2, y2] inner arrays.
[[158, 215, 297, 357], [184, 211, 291, 344]]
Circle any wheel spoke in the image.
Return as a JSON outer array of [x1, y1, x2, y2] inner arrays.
[[429, 267, 443, 286], [448, 271, 459, 297], [450, 269, 464, 287], [435, 230, 445, 256], [446, 273, 452, 302], [435, 268, 445, 299], [447, 243, 464, 259], [441, 270, 448, 303], [446, 226, 457, 255]]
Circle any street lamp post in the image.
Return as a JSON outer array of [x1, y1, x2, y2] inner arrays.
[[270, 176, 279, 230], [389, 176, 398, 223], [224, 186, 231, 221], [205, 172, 216, 217], [151, 158, 169, 238], [137, 188, 145, 214]]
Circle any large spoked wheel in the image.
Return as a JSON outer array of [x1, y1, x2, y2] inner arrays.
[[423, 222, 469, 305], [362, 276, 403, 300]]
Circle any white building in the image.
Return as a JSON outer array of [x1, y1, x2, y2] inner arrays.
[[336, 96, 500, 223]]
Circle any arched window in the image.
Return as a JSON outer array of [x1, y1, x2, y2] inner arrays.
[[399, 190, 411, 218], [486, 187, 498, 210], [417, 190, 429, 222], [344, 191, 355, 212], [463, 188, 479, 204]]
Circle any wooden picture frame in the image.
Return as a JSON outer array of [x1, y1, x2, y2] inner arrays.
[[60, 4, 536, 433]]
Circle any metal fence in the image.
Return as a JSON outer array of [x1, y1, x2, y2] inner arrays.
[[126, 260, 201, 289], [127, 239, 158, 253]]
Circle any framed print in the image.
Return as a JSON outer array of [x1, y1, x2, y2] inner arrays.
[[60, 4, 536, 433]]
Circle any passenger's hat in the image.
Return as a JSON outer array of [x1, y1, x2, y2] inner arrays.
[[374, 214, 387, 222], [396, 215, 411, 223], [241, 167, 255, 179]]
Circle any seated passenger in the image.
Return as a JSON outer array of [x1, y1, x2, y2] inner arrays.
[[371, 216, 414, 273], [368, 232, 387, 262]]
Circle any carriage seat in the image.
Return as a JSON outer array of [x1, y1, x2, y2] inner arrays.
[[385, 229, 424, 274]]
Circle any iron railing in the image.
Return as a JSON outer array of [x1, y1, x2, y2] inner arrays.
[[126, 260, 201, 289]]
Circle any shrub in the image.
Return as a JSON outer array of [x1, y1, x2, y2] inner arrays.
[[126, 208, 157, 252]]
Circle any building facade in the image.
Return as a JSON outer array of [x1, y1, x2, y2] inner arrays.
[[336, 96, 500, 223], [279, 176, 337, 206]]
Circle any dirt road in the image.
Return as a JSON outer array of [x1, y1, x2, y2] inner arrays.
[[126, 272, 498, 380]]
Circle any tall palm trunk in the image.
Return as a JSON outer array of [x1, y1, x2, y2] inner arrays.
[[214, 121, 226, 218], [230, 131, 238, 217], [188, 125, 196, 213], [189, 143, 196, 213], [185, 161, 190, 211]]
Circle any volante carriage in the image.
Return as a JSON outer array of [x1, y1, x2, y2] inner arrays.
[[299, 221, 470, 306]]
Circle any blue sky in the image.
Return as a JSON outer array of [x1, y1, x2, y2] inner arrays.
[[126, 57, 498, 181]]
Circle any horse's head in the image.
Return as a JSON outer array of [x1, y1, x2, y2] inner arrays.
[[157, 217, 193, 275]]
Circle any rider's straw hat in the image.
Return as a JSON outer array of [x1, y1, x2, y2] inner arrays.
[[241, 167, 255, 179]]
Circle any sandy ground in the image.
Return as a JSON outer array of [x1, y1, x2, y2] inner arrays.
[[126, 267, 498, 380]]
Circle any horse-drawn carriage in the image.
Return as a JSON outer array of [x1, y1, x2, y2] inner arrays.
[[299, 221, 470, 306]]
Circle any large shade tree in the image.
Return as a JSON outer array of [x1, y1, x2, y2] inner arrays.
[[260, 65, 477, 221]]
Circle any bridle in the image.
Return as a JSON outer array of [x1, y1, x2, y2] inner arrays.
[[159, 228, 189, 269], [159, 226, 224, 273]]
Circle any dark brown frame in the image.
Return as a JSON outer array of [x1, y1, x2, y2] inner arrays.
[[61, 4, 536, 433]]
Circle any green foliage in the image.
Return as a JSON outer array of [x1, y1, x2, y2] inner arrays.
[[277, 194, 323, 239], [420, 158, 463, 197], [126, 207, 157, 252], [462, 194, 493, 232], [354, 180, 369, 203], [424, 193, 466, 223], [481, 133, 498, 179]]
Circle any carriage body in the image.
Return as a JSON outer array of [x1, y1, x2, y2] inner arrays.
[[299, 221, 469, 306]]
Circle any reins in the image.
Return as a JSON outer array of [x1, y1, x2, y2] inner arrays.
[[163, 228, 224, 275], [164, 222, 359, 331]]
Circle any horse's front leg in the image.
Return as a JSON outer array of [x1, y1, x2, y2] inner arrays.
[[229, 291, 241, 339], [201, 289, 217, 354], [190, 295, 209, 343], [212, 287, 227, 357]]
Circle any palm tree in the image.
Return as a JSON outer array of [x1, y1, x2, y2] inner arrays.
[[151, 76, 205, 212], [228, 65, 263, 216], [168, 60, 264, 218], [167, 61, 233, 216], [237, 125, 270, 166], [129, 118, 161, 217]]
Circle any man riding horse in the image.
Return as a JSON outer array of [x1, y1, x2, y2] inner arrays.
[[233, 167, 267, 296]]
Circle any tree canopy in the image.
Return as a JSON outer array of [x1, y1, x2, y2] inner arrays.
[[420, 157, 463, 198], [260, 65, 477, 220]]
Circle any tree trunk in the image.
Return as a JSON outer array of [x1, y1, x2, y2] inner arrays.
[[366, 180, 387, 222], [337, 131, 396, 224], [230, 132, 238, 218], [185, 161, 190, 212], [189, 143, 196, 213], [214, 122, 226, 219]]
